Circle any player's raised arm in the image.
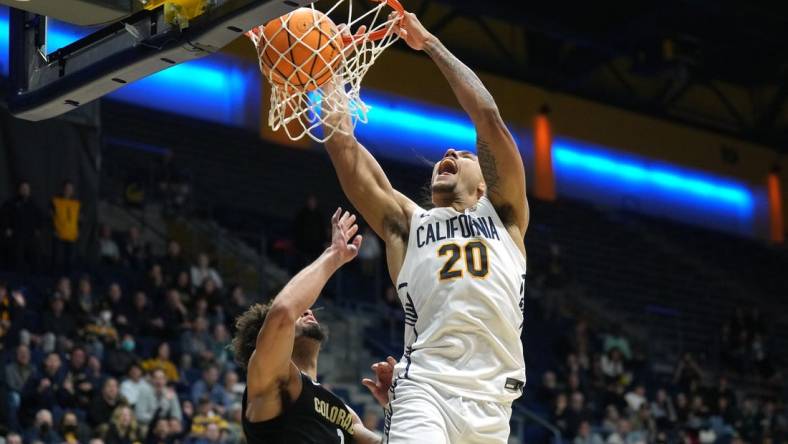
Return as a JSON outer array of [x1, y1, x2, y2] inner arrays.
[[397, 13, 529, 234], [244, 209, 362, 400], [322, 82, 416, 246]]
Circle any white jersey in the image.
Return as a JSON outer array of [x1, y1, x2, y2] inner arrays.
[[394, 196, 526, 404]]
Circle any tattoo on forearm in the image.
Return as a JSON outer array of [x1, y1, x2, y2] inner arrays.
[[423, 39, 497, 113], [477, 139, 499, 195]]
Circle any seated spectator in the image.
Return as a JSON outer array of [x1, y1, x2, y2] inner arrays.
[[105, 334, 140, 377], [221, 371, 242, 411], [88, 378, 126, 427], [191, 365, 227, 409], [603, 324, 632, 361], [102, 283, 125, 315], [122, 291, 155, 337], [189, 421, 228, 444], [20, 352, 66, 424], [23, 409, 61, 444], [605, 419, 643, 444], [674, 393, 690, 424], [175, 271, 194, 304], [5, 344, 35, 396], [145, 416, 177, 444], [142, 342, 180, 383], [601, 405, 621, 436], [156, 289, 188, 340], [195, 279, 222, 312], [189, 397, 228, 440], [146, 264, 167, 301], [161, 241, 188, 284], [601, 348, 628, 385], [135, 369, 183, 428], [60, 410, 92, 444], [208, 324, 231, 369], [650, 388, 677, 429], [120, 363, 152, 407], [75, 275, 99, 324], [224, 402, 243, 443], [99, 405, 143, 444], [574, 420, 604, 444], [122, 226, 147, 270], [40, 294, 77, 344], [99, 225, 121, 264], [191, 253, 223, 289], [536, 370, 560, 406], [181, 317, 213, 366], [62, 346, 95, 410], [566, 391, 593, 439], [673, 352, 704, 392], [625, 384, 648, 414], [223, 286, 247, 334]]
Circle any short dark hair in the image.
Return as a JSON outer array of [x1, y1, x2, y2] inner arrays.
[[232, 302, 272, 370]]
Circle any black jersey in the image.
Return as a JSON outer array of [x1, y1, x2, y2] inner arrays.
[[242, 372, 355, 444]]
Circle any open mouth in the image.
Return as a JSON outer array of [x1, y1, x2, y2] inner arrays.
[[437, 158, 458, 176], [303, 315, 318, 324]]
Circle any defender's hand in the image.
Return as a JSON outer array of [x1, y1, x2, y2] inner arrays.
[[392, 12, 433, 51], [361, 356, 397, 407], [328, 208, 362, 265]]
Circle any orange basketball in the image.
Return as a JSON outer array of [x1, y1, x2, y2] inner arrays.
[[259, 8, 343, 91]]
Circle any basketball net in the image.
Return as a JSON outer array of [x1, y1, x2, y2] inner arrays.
[[246, 1, 403, 143]]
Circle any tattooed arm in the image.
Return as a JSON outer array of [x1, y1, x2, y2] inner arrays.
[[397, 12, 529, 234]]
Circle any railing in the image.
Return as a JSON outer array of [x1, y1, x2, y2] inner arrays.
[[511, 405, 562, 444]]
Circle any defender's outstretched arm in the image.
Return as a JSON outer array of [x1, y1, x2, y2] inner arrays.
[[246, 209, 362, 399], [398, 13, 529, 234]]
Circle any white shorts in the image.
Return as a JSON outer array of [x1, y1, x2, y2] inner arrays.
[[383, 378, 512, 444]]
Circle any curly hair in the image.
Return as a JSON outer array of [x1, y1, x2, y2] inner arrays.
[[232, 302, 272, 370]]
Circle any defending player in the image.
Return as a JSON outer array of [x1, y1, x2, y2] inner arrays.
[[233, 208, 381, 443], [324, 11, 529, 444]]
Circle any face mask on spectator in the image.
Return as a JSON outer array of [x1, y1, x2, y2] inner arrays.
[[122, 339, 135, 352]]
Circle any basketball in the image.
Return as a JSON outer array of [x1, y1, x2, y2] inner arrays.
[[259, 8, 343, 91]]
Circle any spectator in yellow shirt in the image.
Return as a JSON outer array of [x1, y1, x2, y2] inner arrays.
[[51, 181, 81, 273], [141, 342, 180, 383]]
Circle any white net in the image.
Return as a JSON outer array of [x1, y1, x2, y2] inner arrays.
[[246, 0, 402, 142]]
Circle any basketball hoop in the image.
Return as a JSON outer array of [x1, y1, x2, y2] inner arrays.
[[246, 0, 405, 142]]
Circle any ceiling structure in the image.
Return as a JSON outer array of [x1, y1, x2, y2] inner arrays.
[[394, 0, 788, 154]]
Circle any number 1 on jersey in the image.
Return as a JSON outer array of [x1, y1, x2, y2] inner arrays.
[[438, 241, 489, 281]]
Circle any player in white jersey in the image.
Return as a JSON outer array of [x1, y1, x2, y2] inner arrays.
[[324, 11, 528, 444]]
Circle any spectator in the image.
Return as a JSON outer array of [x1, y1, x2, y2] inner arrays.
[[0, 287, 26, 357], [625, 384, 648, 414], [122, 226, 147, 270], [145, 417, 176, 444], [673, 352, 704, 392], [161, 241, 188, 284], [601, 405, 621, 435], [75, 275, 98, 324], [189, 397, 228, 440], [61, 346, 95, 410], [207, 323, 231, 369], [191, 365, 227, 409], [605, 419, 643, 444], [221, 371, 242, 410], [603, 324, 632, 361], [574, 420, 604, 444], [175, 270, 194, 304], [536, 370, 560, 406], [105, 333, 140, 377], [195, 279, 222, 313], [650, 388, 677, 429], [224, 402, 243, 443], [157, 289, 188, 340], [357, 225, 382, 276], [123, 291, 154, 337], [223, 286, 247, 334], [191, 253, 223, 289], [189, 421, 228, 444], [135, 369, 183, 427], [51, 180, 81, 273], [20, 352, 67, 423], [5, 344, 35, 395], [552, 393, 570, 436], [59, 410, 92, 444], [142, 342, 180, 383], [181, 317, 213, 366], [147, 264, 167, 301], [601, 348, 627, 384], [293, 195, 326, 265], [88, 377, 126, 427], [100, 405, 143, 444], [120, 363, 152, 407], [99, 225, 121, 264], [23, 409, 61, 444], [566, 391, 593, 439], [1, 181, 43, 273]]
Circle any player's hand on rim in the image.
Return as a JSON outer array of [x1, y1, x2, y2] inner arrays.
[[361, 356, 397, 407], [328, 207, 363, 265], [389, 11, 432, 51]]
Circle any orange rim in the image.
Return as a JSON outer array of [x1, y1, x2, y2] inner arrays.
[[341, 0, 405, 45]]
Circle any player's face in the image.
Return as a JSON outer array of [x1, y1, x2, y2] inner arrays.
[[431, 149, 484, 199], [295, 309, 326, 342]]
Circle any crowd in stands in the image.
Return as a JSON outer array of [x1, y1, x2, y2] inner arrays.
[[533, 309, 786, 444], [0, 212, 252, 444]]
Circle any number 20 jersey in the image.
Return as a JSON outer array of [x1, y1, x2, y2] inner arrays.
[[394, 196, 527, 404]]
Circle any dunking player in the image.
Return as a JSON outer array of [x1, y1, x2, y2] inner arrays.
[[324, 11, 528, 444], [233, 209, 382, 443]]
